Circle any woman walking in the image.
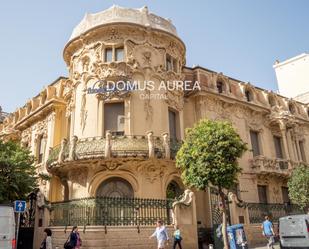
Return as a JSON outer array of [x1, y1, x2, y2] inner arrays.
[[70, 226, 82, 249], [149, 220, 169, 249], [173, 225, 182, 249], [40, 228, 52, 249]]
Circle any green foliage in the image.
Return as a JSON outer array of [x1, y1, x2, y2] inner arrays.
[[288, 164, 309, 210], [176, 119, 247, 190], [0, 140, 37, 203]]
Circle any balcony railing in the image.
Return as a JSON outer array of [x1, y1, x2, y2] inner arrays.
[[247, 203, 304, 223], [49, 196, 173, 226], [249, 156, 291, 176], [47, 133, 181, 168]]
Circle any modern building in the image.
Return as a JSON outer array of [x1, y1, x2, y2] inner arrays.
[[0, 6, 307, 249], [274, 53, 309, 102]]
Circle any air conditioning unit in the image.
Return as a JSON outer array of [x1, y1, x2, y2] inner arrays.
[[117, 115, 125, 131]]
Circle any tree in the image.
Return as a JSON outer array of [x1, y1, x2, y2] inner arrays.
[[0, 139, 37, 203], [176, 119, 247, 249], [288, 164, 309, 213]]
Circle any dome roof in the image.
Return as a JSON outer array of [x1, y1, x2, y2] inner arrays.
[[69, 5, 178, 41]]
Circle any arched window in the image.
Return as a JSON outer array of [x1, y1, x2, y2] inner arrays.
[[96, 177, 134, 198], [245, 89, 253, 102], [166, 180, 183, 199], [288, 103, 296, 114], [217, 81, 224, 93], [37, 136, 45, 163], [268, 95, 276, 107]]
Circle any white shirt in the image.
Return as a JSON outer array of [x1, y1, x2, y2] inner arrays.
[[46, 236, 52, 249]]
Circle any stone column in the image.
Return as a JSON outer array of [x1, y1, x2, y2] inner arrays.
[[286, 129, 296, 161], [147, 131, 154, 158], [279, 121, 290, 160], [105, 130, 112, 158], [58, 138, 68, 163], [162, 132, 170, 159], [295, 137, 301, 161], [68, 135, 78, 161]]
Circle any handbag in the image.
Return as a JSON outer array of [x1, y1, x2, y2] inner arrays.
[[64, 234, 74, 249], [39, 239, 46, 249]]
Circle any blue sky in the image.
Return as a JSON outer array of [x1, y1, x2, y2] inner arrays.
[[0, 0, 308, 112]]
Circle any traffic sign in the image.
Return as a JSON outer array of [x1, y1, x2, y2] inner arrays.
[[14, 200, 26, 213]]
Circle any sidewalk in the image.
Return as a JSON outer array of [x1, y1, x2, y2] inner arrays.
[[251, 244, 279, 249]]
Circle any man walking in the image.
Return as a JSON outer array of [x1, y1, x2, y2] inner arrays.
[[149, 220, 169, 249], [261, 216, 275, 249]]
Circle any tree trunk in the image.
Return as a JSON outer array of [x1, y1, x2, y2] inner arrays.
[[219, 187, 229, 249]]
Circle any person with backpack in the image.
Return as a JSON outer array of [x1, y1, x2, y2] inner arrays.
[[64, 226, 82, 249], [173, 225, 182, 249]]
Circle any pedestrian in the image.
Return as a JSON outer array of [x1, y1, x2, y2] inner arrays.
[[70, 226, 82, 249], [40, 228, 52, 249], [261, 216, 275, 249], [149, 220, 169, 249], [173, 225, 182, 249]]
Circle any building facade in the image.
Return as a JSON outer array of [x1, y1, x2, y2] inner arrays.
[[0, 6, 308, 248], [274, 53, 309, 102]]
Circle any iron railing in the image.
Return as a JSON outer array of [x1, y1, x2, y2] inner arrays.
[[46, 144, 61, 166], [47, 135, 182, 167], [49, 196, 173, 226], [111, 135, 148, 157], [247, 203, 304, 223], [75, 136, 106, 158]]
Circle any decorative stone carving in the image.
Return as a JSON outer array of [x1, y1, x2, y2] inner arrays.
[[138, 163, 165, 183], [36, 190, 46, 209], [147, 131, 154, 158], [58, 138, 68, 163], [172, 189, 195, 225], [162, 132, 170, 159], [144, 92, 153, 121], [69, 136, 78, 161], [69, 167, 88, 186], [80, 89, 87, 132], [105, 131, 112, 158]]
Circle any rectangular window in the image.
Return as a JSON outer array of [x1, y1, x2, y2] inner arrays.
[[38, 137, 44, 163], [258, 185, 268, 204], [166, 54, 173, 71], [281, 187, 290, 204], [168, 109, 178, 140], [273, 136, 284, 159], [105, 48, 113, 62], [173, 59, 178, 73], [250, 130, 261, 157], [299, 141, 306, 162], [115, 47, 124, 61], [104, 102, 125, 136]]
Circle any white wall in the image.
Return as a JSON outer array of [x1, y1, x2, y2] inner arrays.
[[274, 53, 309, 99]]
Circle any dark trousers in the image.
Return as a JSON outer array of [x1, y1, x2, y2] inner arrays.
[[173, 240, 182, 249]]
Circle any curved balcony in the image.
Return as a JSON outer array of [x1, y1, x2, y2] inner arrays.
[[249, 155, 291, 177], [46, 133, 181, 169]]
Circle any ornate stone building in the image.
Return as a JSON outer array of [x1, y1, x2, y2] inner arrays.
[[0, 5, 308, 248]]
